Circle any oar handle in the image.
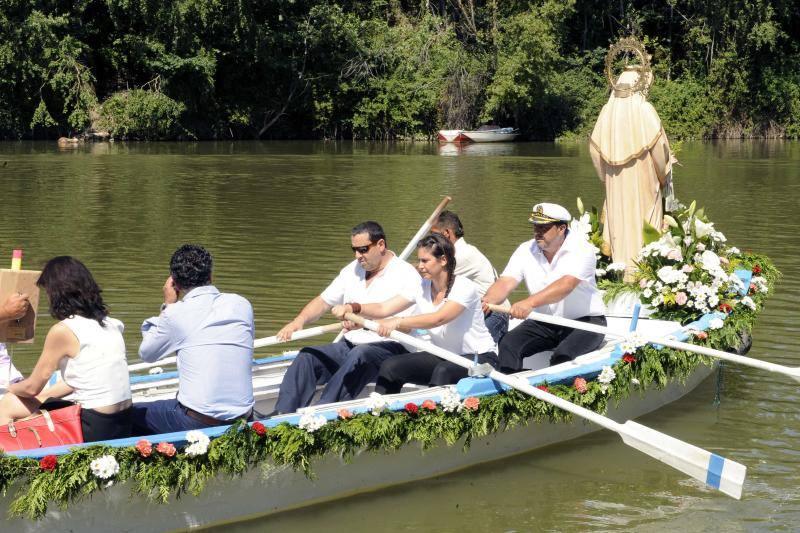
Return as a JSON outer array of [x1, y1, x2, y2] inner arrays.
[[128, 322, 343, 372], [397, 195, 452, 261], [486, 304, 800, 381]]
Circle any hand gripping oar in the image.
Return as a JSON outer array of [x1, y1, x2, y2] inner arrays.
[[486, 304, 800, 383], [331, 196, 452, 343], [128, 322, 343, 372], [344, 312, 746, 499]]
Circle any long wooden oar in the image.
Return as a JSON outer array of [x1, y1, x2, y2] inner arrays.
[[331, 195, 452, 343], [344, 312, 746, 499], [128, 322, 343, 372], [486, 304, 800, 382]]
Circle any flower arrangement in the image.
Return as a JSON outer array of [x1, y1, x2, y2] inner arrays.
[[573, 198, 778, 324]]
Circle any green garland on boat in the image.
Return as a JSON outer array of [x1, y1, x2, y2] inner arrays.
[[0, 215, 780, 520]]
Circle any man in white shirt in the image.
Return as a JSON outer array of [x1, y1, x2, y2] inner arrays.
[[431, 210, 508, 343], [274, 221, 421, 413], [482, 203, 606, 371], [0, 294, 29, 392]]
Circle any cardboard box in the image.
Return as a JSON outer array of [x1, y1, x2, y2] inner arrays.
[[0, 269, 41, 343]]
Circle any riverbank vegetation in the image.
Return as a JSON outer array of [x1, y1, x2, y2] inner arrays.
[[1, 1, 798, 140]]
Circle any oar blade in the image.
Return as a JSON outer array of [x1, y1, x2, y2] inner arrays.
[[620, 421, 745, 499]]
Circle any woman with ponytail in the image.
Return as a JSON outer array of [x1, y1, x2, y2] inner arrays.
[[332, 233, 497, 393]]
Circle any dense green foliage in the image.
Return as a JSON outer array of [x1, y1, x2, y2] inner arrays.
[[1, 1, 798, 140]]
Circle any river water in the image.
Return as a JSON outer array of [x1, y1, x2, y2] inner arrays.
[[0, 140, 798, 531]]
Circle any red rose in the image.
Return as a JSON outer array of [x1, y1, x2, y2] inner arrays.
[[752, 264, 762, 274], [536, 385, 549, 393], [135, 439, 153, 458], [251, 422, 267, 436], [156, 442, 176, 457], [719, 303, 733, 314], [623, 354, 637, 363], [405, 402, 419, 415], [39, 455, 57, 471], [421, 399, 437, 411], [463, 397, 480, 411], [337, 409, 354, 420], [573, 377, 588, 393]]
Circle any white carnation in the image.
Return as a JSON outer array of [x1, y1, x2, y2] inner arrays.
[[740, 296, 756, 310], [298, 410, 327, 432], [597, 365, 616, 393], [184, 430, 210, 457], [708, 318, 724, 330], [365, 392, 389, 416], [607, 262, 627, 272], [90, 455, 120, 480], [440, 386, 462, 413]]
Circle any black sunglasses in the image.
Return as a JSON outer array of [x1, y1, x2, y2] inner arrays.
[[351, 242, 376, 254]]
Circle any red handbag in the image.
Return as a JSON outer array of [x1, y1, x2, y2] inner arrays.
[[0, 405, 84, 452]]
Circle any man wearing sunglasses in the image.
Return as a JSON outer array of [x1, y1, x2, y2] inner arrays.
[[482, 203, 606, 372], [274, 221, 421, 414]]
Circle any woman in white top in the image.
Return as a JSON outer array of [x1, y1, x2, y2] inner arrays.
[[333, 233, 497, 393], [0, 256, 132, 442]]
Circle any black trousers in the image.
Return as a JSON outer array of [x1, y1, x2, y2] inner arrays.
[[375, 351, 498, 394], [498, 315, 607, 372], [41, 399, 132, 443]]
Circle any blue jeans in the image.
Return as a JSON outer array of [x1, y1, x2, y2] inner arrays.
[[131, 399, 218, 436], [484, 311, 509, 344], [275, 339, 408, 414]]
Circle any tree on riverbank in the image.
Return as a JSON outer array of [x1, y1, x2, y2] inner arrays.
[[1, 0, 798, 141]]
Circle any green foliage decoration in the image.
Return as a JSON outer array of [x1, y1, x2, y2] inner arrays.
[[0, 247, 777, 520]]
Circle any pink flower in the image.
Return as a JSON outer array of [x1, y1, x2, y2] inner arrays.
[[421, 399, 437, 411], [573, 377, 588, 393], [639, 279, 648, 289], [693, 331, 709, 340], [156, 442, 176, 457], [682, 264, 694, 273], [666, 249, 682, 261], [337, 409, 354, 420], [251, 422, 267, 436], [463, 397, 480, 411], [675, 292, 688, 305], [404, 403, 419, 415], [39, 455, 57, 471], [135, 439, 152, 458]]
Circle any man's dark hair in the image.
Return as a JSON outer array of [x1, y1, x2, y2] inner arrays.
[[37, 256, 108, 325], [170, 244, 213, 291], [435, 211, 465, 238], [351, 221, 387, 246]]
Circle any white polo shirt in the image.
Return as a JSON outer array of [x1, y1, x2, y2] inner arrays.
[[454, 237, 496, 296], [501, 231, 605, 320], [321, 253, 422, 344], [402, 276, 496, 356]]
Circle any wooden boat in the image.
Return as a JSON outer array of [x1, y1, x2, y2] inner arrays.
[[1, 311, 732, 532]]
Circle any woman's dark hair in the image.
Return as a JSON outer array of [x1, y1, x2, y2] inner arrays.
[[417, 233, 457, 297], [36, 256, 108, 325], [170, 244, 213, 291]]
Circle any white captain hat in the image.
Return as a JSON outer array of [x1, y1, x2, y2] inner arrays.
[[528, 202, 571, 224]]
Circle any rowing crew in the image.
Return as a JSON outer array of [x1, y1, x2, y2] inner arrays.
[[272, 202, 605, 414], [0, 201, 605, 443]]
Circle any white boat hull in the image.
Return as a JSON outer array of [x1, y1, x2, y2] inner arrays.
[[2, 361, 715, 532], [461, 130, 519, 143]]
